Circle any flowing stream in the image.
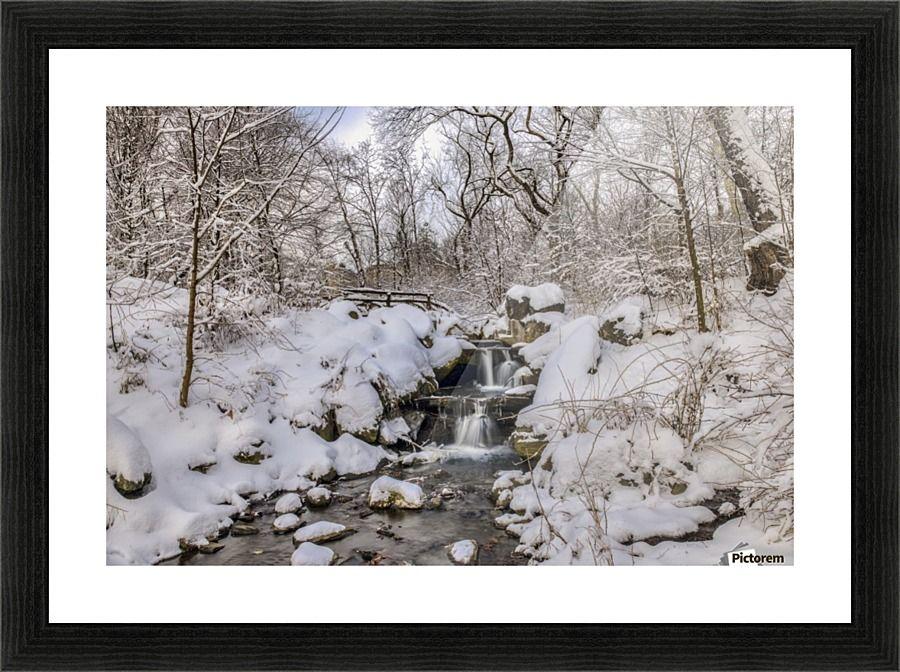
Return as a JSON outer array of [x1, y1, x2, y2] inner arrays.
[[169, 341, 530, 566]]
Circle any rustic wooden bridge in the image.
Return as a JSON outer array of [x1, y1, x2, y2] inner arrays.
[[333, 287, 450, 311]]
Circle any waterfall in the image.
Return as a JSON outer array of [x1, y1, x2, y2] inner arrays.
[[476, 349, 496, 387], [494, 350, 519, 389], [474, 347, 518, 390], [453, 398, 499, 448]]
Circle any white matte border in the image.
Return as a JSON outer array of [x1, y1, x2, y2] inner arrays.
[[49, 49, 850, 623]]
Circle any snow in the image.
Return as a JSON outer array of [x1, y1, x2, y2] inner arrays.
[[518, 319, 604, 437], [724, 106, 781, 210], [448, 539, 478, 565], [504, 384, 536, 396], [744, 226, 786, 251], [106, 285, 462, 564], [305, 486, 332, 507], [601, 295, 646, 337], [518, 315, 600, 371], [428, 336, 463, 370], [506, 283, 565, 311], [368, 476, 425, 509], [522, 311, 568, 328], [327, 435, 388, 477], [292, 521, 348, 544], [290, 542, 335, 566], [399, 449, 443, 466], [493, 276, 794, 565], [106, 416, 153, 485], [273, 513, 302, 532], [380, 417, 411, 445], [274, 492, 303, 514]]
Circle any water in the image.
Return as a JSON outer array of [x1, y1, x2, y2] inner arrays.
[[473, 346, 519, 391], [167, 342, 532, 566], [453, 398, 499, 449], [167, 449, 526, 566], [447, 343, 523, 450]]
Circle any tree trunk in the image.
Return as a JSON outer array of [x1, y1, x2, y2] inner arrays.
[[179, 201, 200, 408], [666, 110, 707, 332], [707, 107, 790, 294], [178, 109, 201, 408]]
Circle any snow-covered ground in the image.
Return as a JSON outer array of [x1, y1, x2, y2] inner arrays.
[[107, 275, 793, 567], [106, 278, 463, 564], [493, 277, 794, 565]]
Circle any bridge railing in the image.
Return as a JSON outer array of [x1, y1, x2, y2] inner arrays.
[[329, 287, 450, 311]]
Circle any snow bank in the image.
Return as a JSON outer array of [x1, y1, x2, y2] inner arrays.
[[493, 278, 794, 564], [518, 319, 603, 436], [106, 282, 464, 563], [519, 316, 600, 370]]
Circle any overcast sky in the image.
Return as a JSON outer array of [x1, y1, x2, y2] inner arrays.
[[300, 106, 442, 157], [330, 107, 374, 146]]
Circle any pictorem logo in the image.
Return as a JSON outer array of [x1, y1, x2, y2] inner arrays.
[[719, 542, 785, 566]]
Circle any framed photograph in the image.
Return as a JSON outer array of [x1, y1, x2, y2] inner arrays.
[[2, 1, 897, 669]]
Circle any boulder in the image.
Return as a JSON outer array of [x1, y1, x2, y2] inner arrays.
[[233, 440, 270, 464], [505, 283, 565, 321], [272, 513, 302, 533], [599, 297, 646, 346], [402, 410, 427, 442], [524, 319, 552, 343], [510, 431, 548, 459], [447, 539, 479, 565], [368, 476, 425, 510], [433, 348, 473, 386], [293, 521, 354, 545], [290, 542, 336, 566], [106, 417, 153, 497], [198, 541, 225, 555], [351, 425, 380, 445], [305, 486, 333, 508], [230, 521, 260, 537], [312, 411, 338, 441], [274, 492, 303, 514]]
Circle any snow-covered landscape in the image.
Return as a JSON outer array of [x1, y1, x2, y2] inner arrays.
[[107, 106, 793, 566]]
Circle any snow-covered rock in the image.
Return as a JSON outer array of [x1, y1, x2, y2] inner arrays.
[[599, 296, 647, 345], [518, 319, 604, 439], [368, 476, 425, 510], [305, 486, 332, 508], [292, 521, 352, 544], [274, 492, 303, 514], [290, 542, 335, 566], [328, 434, 388, 478], [505, 283, 566, 320], [106, 416, 153, 495], [519, 315, 600, 371], [272, 513, 302, 533], [447, 539, 479, 565]]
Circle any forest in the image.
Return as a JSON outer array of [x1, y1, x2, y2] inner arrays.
[[106, 106, 794, 566]]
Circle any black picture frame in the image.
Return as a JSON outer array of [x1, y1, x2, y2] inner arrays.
[[2, 2, 897, 669]]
